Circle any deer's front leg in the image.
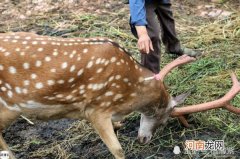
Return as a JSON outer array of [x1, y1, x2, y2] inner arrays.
[[0, 134, 16, 159], [89, 113, 125, 159]]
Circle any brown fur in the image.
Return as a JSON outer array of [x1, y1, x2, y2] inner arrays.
[[0, 32, 170, 159]]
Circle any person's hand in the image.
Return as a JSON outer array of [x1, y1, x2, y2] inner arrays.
[[135, 26, 154, 54]]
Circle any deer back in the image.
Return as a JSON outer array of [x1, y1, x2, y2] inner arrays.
[[0, 32, 165, 120]]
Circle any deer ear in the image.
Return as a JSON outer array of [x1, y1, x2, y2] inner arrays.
[[170, 92, 191, 108]]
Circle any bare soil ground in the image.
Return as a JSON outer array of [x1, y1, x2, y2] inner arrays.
[[0, 0, 240, 159]]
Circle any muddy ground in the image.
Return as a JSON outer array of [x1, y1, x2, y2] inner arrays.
[[1, 0, 240, 159]]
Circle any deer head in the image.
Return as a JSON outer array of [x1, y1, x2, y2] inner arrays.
[[137, 55, 240, 144]]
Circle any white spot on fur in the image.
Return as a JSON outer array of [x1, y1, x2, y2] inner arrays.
[[7, 91, 13, 98], [23, 63, 30, 69], [23, 80, 30, 86], [31, 74, 37, 79], [25, 36, 31, 40], [66, 95, 73, 100], [56, 94, 64, 98], [101, 59, 106, 64], [36, 60, 42, 67], [77, 69, 84, 76], [130, 93, 137, 97], [1, 87, 7, 91], [115, 75, 121, 80], [15, 87, 22, 94], [5, 83, 12, 90], [57, 80, 65, 84], [32, 41, 38, 45], [123, 78, 129, 82], [87, 84, 93, 89], [104, 60, 109, 66], [68, 78, 75, 83], [50, 68, 56, 73], [96, 58, 101, 64], [70, 65, 76, 72], [83, 48, 88, 53], [0, 65, 4, 71], [22, 41, 28, 45], [35, 82, 43, 89], [71, 89, 78, 93], [79, 85, 85, 90], [41, 41, 47, 45], [45, 56, 51, 62], [4, 52, 10, 56], [20, 52, 25, 56], [37, 48, 44, 52], [9, 66, 16, 74], [108, 76, 114, 81], [79, 89, 85, 94], [53, 51, 58, 56], [86, 61, 93, 68], [111, 57, 117, 63], [47, 80, 55, 86], [64, 51, 68, 55], [105, 91, 114, 96], [96, 68, 103, 73], [15, 48, 21, 52], [61, 62, 68, 69]]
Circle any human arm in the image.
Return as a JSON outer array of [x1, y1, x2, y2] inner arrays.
[[129, 0, 154, 54]]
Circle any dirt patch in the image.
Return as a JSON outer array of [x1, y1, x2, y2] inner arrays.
[[1, 0, 240, 158], [3, 116, 176, 159]]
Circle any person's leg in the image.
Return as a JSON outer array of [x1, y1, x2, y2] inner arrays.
[[130, 2, 161, 73], [155, 2, 201, 57], [143, 2, 162, 73], [155, 2, 182, 54]]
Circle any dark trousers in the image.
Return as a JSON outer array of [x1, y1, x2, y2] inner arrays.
[[131, 1, 181, 73]]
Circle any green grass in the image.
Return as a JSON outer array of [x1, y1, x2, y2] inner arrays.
[[1, 1, 239, 158]]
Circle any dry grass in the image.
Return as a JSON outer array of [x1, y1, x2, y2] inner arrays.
[[0, 0, 239, 158]]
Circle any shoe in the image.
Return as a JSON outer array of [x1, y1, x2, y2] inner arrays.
[[180, 48, 202, 57], [168, 48, 202, 58]]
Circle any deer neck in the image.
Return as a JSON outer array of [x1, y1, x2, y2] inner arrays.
[[112, 67, 170, 116]]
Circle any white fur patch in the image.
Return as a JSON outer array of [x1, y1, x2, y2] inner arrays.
[[0, 97, 21, 111], [19, 101, 61, 109]]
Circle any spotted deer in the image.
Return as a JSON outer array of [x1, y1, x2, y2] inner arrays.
[[0, 32, 239, 159]]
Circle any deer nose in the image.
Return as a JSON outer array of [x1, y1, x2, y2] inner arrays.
[[138, 135, 152, 144]]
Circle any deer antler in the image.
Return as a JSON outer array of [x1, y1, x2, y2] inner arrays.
[[154, 55, 196, 81], [171, 72, 240, 127], [144, 55, 196, 81], [151, 55, 239, 127]]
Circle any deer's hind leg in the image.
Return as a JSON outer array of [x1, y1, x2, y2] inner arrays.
[[0, 105, 20, 159]]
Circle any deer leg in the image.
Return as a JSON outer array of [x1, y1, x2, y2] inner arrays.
[[0, 133, 9, 150], [89, 114, 125, 159], [0, 134, 16, 159], [0, 106, 20, 159]]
